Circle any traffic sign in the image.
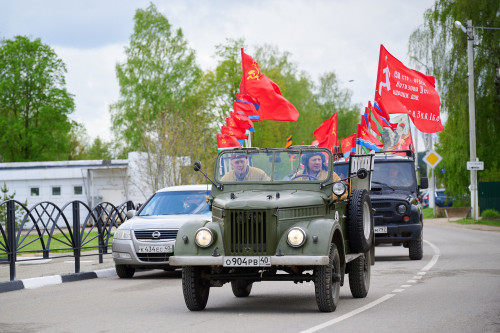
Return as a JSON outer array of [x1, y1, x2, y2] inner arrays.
[[423, 150, 442, 169], [467, 161, 484, 170]]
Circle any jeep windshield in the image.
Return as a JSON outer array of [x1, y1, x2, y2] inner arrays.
[[216, 148, 332, 183], [371, 161, 416, 190]]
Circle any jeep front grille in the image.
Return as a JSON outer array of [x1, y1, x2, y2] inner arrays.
[[228, 210, 267, 255]]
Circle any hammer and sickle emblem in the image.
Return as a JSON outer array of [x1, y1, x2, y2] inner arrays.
[[246, 61, 260, 80], [378, 59, 391, 95]]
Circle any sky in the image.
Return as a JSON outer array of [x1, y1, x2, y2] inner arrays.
[[0, 0, 437, 147]]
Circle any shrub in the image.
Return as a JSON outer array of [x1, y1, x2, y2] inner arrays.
[[481, 209, 500, 218]]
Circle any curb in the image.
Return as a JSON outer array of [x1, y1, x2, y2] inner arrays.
[[0, 268, 116, 293]]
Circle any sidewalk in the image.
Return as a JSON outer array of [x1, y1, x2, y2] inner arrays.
[[424, 217, 500, 233], [0, 251, 116, 292]]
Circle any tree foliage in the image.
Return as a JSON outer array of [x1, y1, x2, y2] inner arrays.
[[408, 0, 500, 199], [111, 3, 211, 190], [0, 36, 76, 162]]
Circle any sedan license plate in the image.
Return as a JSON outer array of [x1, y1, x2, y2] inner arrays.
[[374, 226, 388, 234], [223, 256, 271, 267], [138, 245, 173, 253]]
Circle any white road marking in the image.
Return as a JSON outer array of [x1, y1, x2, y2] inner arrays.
[[299, 294, 395, 333], [300, 239, 441, 332], [407, 280, 417, 283]]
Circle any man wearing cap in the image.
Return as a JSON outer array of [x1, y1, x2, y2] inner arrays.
[[292, 152, 348, 199], [221, 154, 270, 182]]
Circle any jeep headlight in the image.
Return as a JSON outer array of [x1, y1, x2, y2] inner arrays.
[[396, 204, 407, 214], [195, 228, 214, 248], [332, 181, 347, 197], [114, 229, 131, 240], [287, 227, 306, 247]]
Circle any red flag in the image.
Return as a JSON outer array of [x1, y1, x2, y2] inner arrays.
[[230, 112, 254, 132], [233, 101, 260, 122], [341, 134, 356, 159], [314, 113, 338, 151], [356, 123, 383, 152], [221, 126, 248, 140], [217, 134, 241, 149], [374, 45, 443, 133], [240, 49, 299, 122]]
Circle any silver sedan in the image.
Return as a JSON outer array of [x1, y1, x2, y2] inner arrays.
[[112, 184, 211, 278]]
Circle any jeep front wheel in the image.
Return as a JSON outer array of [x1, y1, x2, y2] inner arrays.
[[231, 280, 253, 297], [348, 251, 371, 298], [347, 189, 373, 253], [409, 239, 423, 260], [182, 266, 210, 311], [314, 243, 341, 312]]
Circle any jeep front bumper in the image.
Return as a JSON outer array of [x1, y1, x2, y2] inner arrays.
[[169, 255, 329, 266], [374, 223, 422, 244]]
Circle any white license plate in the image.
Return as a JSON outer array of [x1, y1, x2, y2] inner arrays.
[[223, 256, 271, 267], [374, 226, 388, 234], [138, 245, 174, 253]]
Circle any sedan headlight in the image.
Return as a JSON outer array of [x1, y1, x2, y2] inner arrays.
[[287, 227, 306, 247], [333, 181, 347, 197], [114, 229, 131, 240], [396, 204, 407, 214], [195, 228, 214, 248]]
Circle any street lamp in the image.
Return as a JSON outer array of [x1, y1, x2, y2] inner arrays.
[[455, 19, 478, 220]]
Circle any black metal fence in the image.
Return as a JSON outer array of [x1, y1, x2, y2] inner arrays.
[[0, 199, 135, 281]]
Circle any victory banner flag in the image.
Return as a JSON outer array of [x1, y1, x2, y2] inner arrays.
[[221, 126, 248, 140], [374, 45, 444, 133], [356, 123, 383, 152], [240, 49, 299, 122], [341, 134, 356, 160], [313, 113, 338, 144], [217, 134, 241, 149], [234, 100, 260, 121]]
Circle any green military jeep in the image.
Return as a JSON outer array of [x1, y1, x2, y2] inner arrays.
[[170, 147, 375, 312]]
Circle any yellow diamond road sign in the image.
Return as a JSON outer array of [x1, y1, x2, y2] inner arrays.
[[423, 150, 442, 169]]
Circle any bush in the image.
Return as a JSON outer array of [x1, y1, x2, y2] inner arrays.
[[481, 209, 500, 218]]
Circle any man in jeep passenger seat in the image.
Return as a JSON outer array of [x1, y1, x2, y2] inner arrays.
[[221, 154, 270, 181]]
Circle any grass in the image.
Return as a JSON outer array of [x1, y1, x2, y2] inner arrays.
[[0, 231, 112, 257], [453, 218, 500, 227], [423, 207, 500, 227]]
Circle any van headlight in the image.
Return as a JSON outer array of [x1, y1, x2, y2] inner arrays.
[[195, 228, 214, 248], [114, 229, 131, 240], [287, 227, 306, 247], [333, 181, 347, 197]]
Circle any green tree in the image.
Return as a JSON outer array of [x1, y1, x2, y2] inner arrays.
[[110, 3, 203, 151], [408, 0, 500, 199], [111, 3, 209, 189], [0, 36, 76, 162]]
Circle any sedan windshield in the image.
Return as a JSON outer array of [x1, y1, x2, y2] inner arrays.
[[139, 190, 211, 216]]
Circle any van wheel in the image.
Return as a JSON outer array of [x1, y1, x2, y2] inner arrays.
[[314, 243, 341, 312], [182, 266, 210, 311], [348, 251, 371, 298], [347, 189, 373, 253], [115, 264, 135, 278], [231, 280, 253, 297]]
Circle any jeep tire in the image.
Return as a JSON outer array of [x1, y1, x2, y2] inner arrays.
[[231, 280, 253, 297], [182, 266, 210, 311], [348, 250, 371, 298], [314, 243, 341, 312], [115, 264, 135, 278], [347, 189, 373, 253], [409, 238, 423, 260]]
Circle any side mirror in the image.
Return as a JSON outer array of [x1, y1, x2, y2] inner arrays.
[[194, 161, 202, 172], [420, 177, 429, 189], [126, 210, 136, 219], [357, 168, 368, 180]]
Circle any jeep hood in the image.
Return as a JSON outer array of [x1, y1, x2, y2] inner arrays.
[[370, 189, 416, 202], [213, 190, 327, 210]]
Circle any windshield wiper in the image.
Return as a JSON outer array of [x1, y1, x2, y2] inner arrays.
[[372, 181, 395, 191]]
